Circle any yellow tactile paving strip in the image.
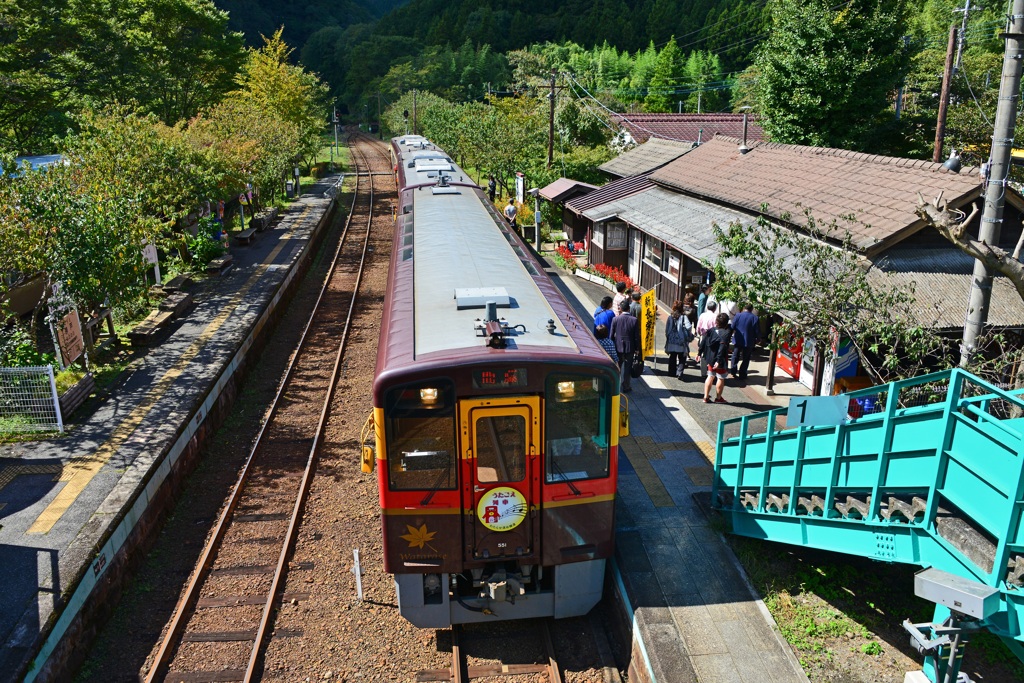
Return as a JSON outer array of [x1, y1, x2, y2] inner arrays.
[[620, 435, 716, 508], [26, 210, 308, 535]]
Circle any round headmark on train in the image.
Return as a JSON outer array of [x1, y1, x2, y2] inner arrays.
[[476, 486, 528, 532]]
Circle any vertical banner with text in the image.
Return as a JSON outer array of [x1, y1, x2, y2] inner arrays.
[[641, 289, 657, 359]]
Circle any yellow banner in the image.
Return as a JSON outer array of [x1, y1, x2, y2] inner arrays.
[[641, 289, 657, 359]]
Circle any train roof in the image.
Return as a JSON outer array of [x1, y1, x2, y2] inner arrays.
[[378, 138, 613, 384], [412, 186, 577, 356]]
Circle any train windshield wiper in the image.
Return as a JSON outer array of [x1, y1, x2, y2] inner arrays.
[[548, 455, 581, 496], [420, 452, 453, 505]]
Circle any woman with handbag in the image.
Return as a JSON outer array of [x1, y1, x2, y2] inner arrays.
[[664, 300, 693, 379]]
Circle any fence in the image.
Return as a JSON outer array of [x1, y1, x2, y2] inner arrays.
[[0, 365, 63, 434]]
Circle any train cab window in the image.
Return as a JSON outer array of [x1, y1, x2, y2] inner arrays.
[[385, 381, 457, 491], [474, 415, 526, 483], [545, 374, 611, 483]]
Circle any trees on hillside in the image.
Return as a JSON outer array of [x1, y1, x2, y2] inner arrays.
[[0, 0, 245, 154], [234, 29, 330, 168], [755, 0, 913, 149], [644, 37, 684, 112]]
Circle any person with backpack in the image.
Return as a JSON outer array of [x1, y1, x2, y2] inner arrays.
[[701, 312, 732, 403], [664, 300, 693, 379]]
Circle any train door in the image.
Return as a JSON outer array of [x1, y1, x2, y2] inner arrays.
[[459, 397, 540, 562]]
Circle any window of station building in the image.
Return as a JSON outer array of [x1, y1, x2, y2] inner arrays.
[[606, 222, 628, 250], [643, 237, 663, 270], [544, 374, 611, 484], [591, 224, 605, 249], [385, 380, 458, 491], [666, 249, 681, 278]]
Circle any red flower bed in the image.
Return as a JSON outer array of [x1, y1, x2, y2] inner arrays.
[[591, 262, 634, 290], [556, 245, 575, 262]]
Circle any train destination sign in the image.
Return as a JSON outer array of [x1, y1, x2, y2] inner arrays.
[[472, 367, 528, 389]]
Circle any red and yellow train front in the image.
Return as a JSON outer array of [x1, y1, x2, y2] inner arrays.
[[373, 367, 619, 627]]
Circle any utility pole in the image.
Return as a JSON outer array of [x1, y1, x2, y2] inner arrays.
[[953, 0, 977, 72], [413, 90, 418, 136], [933, 23, 958, 162], [377, 91, 382, 140], [547, 69, 556, 169], [961, 0, 1024, 365]]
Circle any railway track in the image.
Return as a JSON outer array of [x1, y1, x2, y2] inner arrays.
[[144, 136, 384, 683], [415, 620, 564, 683]]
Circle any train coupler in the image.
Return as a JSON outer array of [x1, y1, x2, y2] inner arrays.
[[484, 569, 526, 603]]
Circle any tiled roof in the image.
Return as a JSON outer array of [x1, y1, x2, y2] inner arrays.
[[537, 177, 598, 203], [868, 248, 1024, 329], [649, 135, 985, 254], [610, 113, 764, 145], [598, 138, 695, 178], [565, 175, 654, 215], [579, 186, 766, 273]]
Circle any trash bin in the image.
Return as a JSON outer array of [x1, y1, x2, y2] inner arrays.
[[286, 180, 294, 198]]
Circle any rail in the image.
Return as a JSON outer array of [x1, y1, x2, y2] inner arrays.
[[145, 136, 384, 682]]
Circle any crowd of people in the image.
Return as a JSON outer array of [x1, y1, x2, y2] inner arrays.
[[591, 281, 762, 402]]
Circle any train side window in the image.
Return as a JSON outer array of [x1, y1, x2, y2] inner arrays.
[[385, 381, 458, 491], [545, 374, 611, 483]]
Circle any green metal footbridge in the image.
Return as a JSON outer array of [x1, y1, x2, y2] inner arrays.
[[712, 369, 1024, 683]]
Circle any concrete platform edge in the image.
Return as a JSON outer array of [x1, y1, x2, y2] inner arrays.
[[21, 191, 339, 682]]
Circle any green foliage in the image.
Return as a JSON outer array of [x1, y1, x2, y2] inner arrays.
[[0, 0, 244, 154], [54, 367, 86, 395], [645, 37, 684, 112], [708, 211, 948, 384], [755, 0, 913, 150], [860, 641, 883, 656], [0, 323, 50, 367], [234, 29, 330, 166], [184, 231, 225, 269]]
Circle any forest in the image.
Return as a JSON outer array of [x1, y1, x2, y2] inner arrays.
[[2, 0, 1020, 168]]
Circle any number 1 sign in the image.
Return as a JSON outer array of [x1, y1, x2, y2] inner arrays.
[[785, 395, 850, 428]]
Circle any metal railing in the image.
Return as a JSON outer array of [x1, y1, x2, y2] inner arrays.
[[0, 365, 63, 433]]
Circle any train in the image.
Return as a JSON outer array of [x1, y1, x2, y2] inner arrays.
[[360, 135, 627, 627]]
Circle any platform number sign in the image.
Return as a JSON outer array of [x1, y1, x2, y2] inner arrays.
[[785, 395, 850, 428]]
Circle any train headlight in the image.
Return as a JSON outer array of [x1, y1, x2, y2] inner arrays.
[[556, 381, 576, 400], [420, 387, 439, 405]]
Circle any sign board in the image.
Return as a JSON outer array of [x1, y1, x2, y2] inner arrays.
[[640, 289, 658, 359], [785, 395, 850, 428], [57, 309, 84, 366], [515, 172, 525, 205], [691, 275, 703, 284], [142, 241, 158, 265]]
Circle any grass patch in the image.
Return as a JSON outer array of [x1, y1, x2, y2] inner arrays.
[[729, 535, 1024, 681]]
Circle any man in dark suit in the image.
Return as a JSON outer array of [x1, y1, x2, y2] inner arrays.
[[610, 300, 641, 392], [730, 303, 760, 380]]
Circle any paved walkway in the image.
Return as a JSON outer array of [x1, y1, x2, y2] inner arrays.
[[550, 265, 809, 683], [0, 177, 341, 682]]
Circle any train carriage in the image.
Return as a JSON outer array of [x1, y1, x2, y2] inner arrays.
[[365, 136, 626, 627]]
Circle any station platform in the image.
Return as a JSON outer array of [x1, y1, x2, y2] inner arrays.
[[0, 176, 342, 682], [551, 267, 809, 683]]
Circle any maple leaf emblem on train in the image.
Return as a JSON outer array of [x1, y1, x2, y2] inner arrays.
[[401, 524, 439, 551]]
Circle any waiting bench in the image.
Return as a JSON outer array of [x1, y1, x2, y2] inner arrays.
[[234, 228, 256, 245], [206, 254, 234, 275]]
